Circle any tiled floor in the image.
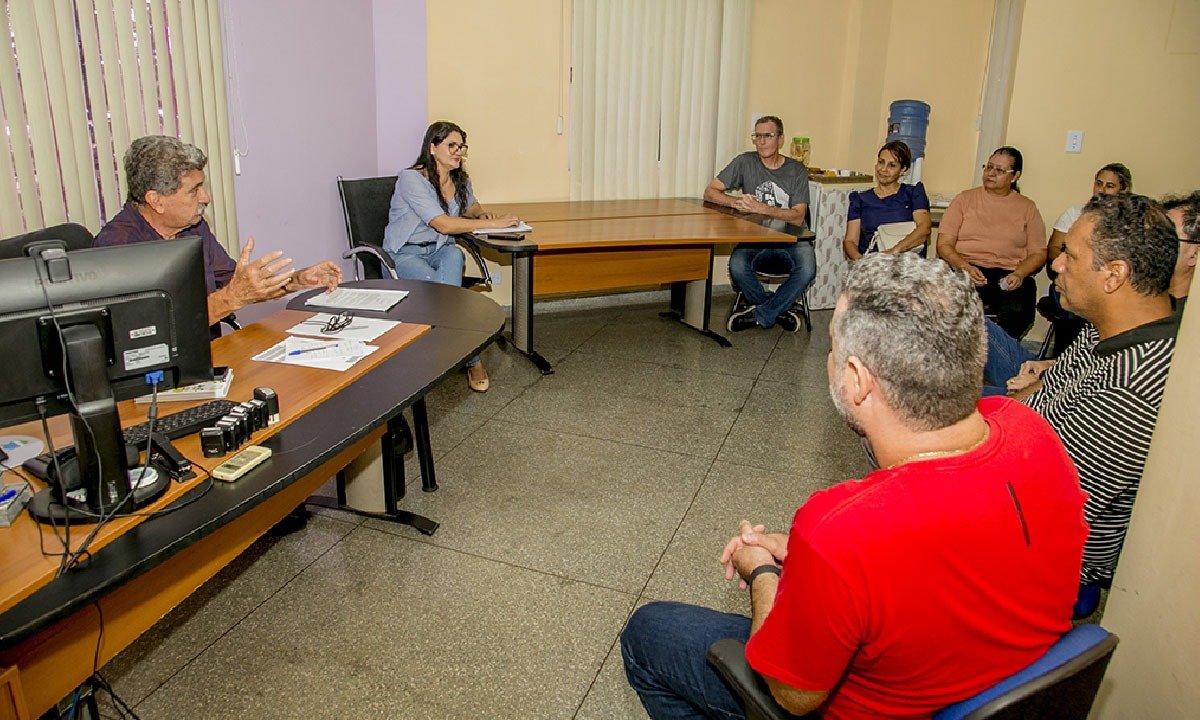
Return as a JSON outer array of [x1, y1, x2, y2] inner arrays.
[[98, 291, 871, 719]]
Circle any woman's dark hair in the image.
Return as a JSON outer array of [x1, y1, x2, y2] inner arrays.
[[991, 146, 1023, 193], [1097, 162, 1133, 192], [878, 140, 912, 170], [411, 121, 470, 214]]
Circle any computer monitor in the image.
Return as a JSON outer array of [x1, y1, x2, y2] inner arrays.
[[0, 236, 212, 522]]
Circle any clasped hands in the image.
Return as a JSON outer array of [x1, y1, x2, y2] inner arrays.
[[226, 236, 343, 307], [1006, 359, 1055, 393], [720, 519, 788, 589], [732, 194, 768, 214], [963, 264, 1023, 291]]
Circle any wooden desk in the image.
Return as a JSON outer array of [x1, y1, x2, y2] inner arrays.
[[475, 199, 797, 373], [0, 280, 503, 717]]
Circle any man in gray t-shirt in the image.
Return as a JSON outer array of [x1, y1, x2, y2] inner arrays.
[[704, 115, 814, 333]]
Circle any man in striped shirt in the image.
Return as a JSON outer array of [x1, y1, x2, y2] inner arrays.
[[1017, 194, 1179, 590]]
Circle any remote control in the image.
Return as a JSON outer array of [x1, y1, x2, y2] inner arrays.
[[211, 445, 272, 483]]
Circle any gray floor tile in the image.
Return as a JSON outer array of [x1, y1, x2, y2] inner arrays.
[[102, 515, 357, 705], [423, 342, 544, 416], [575, 642, 650, 720], [644, 460, 837, 612], [363, 420, 711, 592], [494, 353, 751, 458], [131, 528, 634, 720], [401, 405, 492, 486], [577, 315, 779, 378], [718, 380, 871, 480]]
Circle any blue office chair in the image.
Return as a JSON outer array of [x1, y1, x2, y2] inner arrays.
[[706, 624, 1118, 720]]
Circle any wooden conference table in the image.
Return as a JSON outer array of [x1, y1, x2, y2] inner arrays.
[[0, 280, 502, 718], [472, 199, 809, 374]]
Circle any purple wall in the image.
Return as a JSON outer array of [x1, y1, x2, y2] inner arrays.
[[220, 1, 427, 322], [373, 1, 429, 174]]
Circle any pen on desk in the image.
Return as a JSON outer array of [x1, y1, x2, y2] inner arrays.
[[0, 489, 18, 503], [287, 346, 335, 356]]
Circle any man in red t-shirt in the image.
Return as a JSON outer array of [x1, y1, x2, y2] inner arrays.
[[620, 253, 1087, 719]]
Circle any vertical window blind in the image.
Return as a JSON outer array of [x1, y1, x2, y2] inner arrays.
[[1, 0, 237, 251], [570, 0, 751, 200]]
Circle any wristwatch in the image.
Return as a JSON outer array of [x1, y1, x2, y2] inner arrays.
[[748, 564, 782, 585]]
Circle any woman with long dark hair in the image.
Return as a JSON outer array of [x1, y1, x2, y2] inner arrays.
[[936, 146, 1046, 339], [383, 121, 519, 392]]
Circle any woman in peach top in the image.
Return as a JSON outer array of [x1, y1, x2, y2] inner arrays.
[[937, 146, 1046, 339]]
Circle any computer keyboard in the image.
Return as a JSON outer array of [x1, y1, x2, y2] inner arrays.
[[123, 399, 238, 446]]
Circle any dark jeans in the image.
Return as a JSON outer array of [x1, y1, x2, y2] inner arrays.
[[729, 241, 816, 327], [982, 316, 1035, 395], [975, 265, 1037, 340], [620, 601, 822, 720]]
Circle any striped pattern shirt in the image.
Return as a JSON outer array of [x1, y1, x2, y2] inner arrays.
[[1025, 315, 1178, 584]]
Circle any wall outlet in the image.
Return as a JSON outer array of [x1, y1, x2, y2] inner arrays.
[[1065, 130, 1084, 154]]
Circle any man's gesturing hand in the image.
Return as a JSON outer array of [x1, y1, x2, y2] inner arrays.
[[226, 236, 294, 306]]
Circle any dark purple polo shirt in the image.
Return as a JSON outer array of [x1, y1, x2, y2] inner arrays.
[[93, 202, 236, 294]]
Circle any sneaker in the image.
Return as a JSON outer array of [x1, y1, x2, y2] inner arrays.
[[727, 306, 759, 332], [777, 311, 801, 333]]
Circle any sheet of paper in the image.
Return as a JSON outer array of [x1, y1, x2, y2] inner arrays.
[[252, 336, 379, 371], [287, 314, 400, 342], [473, 222, 533, 236], [304, 287, 409, 312]]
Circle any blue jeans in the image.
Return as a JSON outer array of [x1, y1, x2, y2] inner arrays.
[[388, 243, 479, 367], [983, 316, 1034, 395], [729, 241, 816, 327], [621, 601, 753, 720], [388, 242, 465, 285]]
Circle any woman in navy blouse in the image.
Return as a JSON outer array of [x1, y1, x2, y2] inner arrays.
[[842, 141, 932, 260], [383, 121, 519, 392]]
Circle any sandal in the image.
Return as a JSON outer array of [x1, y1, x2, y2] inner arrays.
[[466, 364, 490, 393]]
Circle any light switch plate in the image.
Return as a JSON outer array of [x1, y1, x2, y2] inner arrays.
[[1065, 130, 1084, 154]]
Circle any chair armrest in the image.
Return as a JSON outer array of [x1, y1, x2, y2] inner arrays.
[[342, 246, 397, 280], [455, 234, 492, 287], [706, 639, 802, 720], [220, 314, 241, 331]]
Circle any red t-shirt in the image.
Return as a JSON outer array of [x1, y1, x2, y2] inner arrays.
[[745, 397, 1087, 719]]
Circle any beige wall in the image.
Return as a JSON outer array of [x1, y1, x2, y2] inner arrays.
[[1006, 0, 1200, 231], [745, 1, 851, 171], [425, 0, 571, 203], [1094, 271, 1200, 718], [876, 1, 994, 196]]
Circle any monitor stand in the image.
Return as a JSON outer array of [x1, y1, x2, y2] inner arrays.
[[27, 322, 170, 525], [28, 463, 170, 524]]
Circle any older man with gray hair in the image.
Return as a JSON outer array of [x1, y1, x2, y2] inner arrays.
[[95, 135, 341, 329], [620, 253, 1087, 720]]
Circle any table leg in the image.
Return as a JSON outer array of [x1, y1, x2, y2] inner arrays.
[[412, 398, 437, 493], [659, 247, 731, 348], [509, 252, 554, 374], [306, 418, 439, 535]]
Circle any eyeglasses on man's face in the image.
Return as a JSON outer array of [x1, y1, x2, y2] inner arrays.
[[751, 132, 779, 142], [982, 164, 1015, 175]]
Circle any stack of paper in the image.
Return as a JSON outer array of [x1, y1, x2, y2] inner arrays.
[[252, 336, 379, 371]]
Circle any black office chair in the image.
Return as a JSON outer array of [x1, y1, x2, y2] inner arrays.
[[335, 175, 490, 287], [0, 222, 94, 258], [707, 624, 1119, 720]]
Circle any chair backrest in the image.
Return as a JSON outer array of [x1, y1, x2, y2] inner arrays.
[[0, 222, 94, 259], [336, 175, 398, 280], [934, 624, 1119, 720], [709, 624, 1118, 720]]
